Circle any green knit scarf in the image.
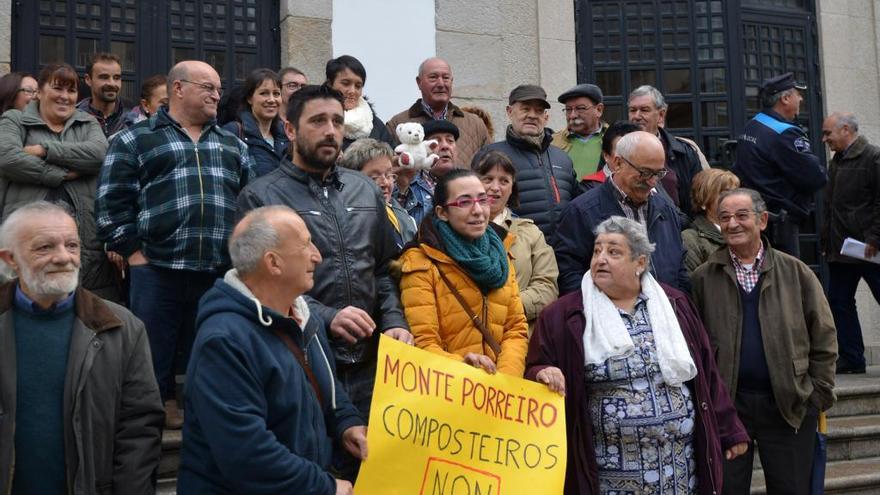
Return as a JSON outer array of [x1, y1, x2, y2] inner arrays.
[[432, 217, 509, 292]]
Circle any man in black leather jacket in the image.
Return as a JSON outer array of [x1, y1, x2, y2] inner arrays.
[[237, 85, 413, 482]]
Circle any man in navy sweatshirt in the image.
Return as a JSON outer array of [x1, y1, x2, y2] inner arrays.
[[178, 205, 367, 495]]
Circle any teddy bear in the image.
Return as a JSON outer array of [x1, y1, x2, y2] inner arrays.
[[394, 122, 438, 170]]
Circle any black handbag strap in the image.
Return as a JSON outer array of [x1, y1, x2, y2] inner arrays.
[[272, 327, 324, 407], [434, 266, 502, 356]]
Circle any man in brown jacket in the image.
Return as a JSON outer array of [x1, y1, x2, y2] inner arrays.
[[386, 57, 491, 167], [692, 188, 837, 495], [0, 201, 163, 494]]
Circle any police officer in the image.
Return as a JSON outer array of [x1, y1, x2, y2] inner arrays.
[[732, 72, 827, 257]]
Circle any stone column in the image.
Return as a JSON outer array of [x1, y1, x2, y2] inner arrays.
[[279, 0, 333, 84]]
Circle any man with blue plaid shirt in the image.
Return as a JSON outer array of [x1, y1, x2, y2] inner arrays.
[[95, 60, 255, 428], [691, 188, 837, 494]]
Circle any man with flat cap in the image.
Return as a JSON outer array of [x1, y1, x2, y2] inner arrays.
[[394, 120, 461, 226], [472, 84, 578, 242], [733, 72, 827, 257], [552, 83, 608, 179]]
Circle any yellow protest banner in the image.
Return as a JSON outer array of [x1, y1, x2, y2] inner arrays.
[[355, 335, 566, 495]]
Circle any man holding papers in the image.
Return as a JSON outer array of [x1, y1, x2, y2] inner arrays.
[[821, 112, 880, 374]]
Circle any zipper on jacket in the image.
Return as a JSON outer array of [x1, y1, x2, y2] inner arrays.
[[195, 146, 206, 266], [323, 185, 353, 304], [536, 153, 561, 203]]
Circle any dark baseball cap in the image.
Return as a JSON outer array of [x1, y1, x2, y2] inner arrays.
[[558, 83, 603, 104], [508, 84, 551, 109], [422, 119, 459, 140], [760, 72, 807, 97]]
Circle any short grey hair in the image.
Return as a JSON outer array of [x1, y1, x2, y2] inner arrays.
[[229, 205, 299, 275], [717, 187, 768, 215], [761, 87, 797, 109], [594, 216, 656, 261], [629, 85, 667, 110], [0, 201, 75, 250], [614, 131, 661, 160], [830, 112, 859, 133], [166, 62, 190, 95], [338, 138, 394, 171]]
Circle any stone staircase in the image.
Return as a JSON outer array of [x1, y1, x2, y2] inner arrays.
[[156, 429, 180, 495], [751, 366, 880, 494]]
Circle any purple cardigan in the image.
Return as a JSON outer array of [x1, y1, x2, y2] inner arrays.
[[525, 284, 749, 495]]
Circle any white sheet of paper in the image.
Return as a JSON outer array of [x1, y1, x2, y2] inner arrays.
[[840, 237, 880, 264]]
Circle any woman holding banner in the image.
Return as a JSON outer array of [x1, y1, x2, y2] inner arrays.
[[525, 216, 750, 495], [399, 169, 529, 377]]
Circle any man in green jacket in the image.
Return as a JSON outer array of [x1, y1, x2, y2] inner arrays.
[[692, 188, 837, 495], [0, 201, 163, 495]]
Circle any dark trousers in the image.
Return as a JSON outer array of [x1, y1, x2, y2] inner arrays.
[[129, 264, 217, 401], [332, 360, 377, 483], [723, 391, 818, 495], [828, 262, 880, 369]]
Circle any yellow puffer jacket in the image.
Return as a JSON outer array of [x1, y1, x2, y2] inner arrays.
[[398, 225, 529, 377]]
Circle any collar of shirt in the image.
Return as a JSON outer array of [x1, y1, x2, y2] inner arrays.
[[570, 126, 603, 142], [14, 284, 75, 315], [420, 100, 448, 120], [729, 242, 765, 292]]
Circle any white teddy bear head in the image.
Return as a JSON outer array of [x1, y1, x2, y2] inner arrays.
[[396, 122, 425, 145]]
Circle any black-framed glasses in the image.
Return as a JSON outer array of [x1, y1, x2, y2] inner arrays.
[[619, 156, 668, 180], [17, 88, 37, 96], [283, 82, 305, 91], [445, 194, 490, 209], [562, 103, 599, 115], [179, 79, 223, 96]]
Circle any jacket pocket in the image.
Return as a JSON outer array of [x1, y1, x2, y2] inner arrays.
[[792, 357, 809, 376]]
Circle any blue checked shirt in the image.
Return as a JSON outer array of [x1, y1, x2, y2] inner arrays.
[[96, 107, 255, 272]]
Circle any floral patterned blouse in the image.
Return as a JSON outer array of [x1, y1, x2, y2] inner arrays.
[[585, 295, 697, 494]]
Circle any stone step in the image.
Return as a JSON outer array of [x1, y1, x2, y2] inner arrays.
[[751, 456, 880, 495], [828, 366, 880, 418], [157, 477, 176, 495], [158, 429, 182, 480]]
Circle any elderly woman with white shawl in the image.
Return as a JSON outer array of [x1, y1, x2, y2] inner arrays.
[[525, 216, 749, 495]]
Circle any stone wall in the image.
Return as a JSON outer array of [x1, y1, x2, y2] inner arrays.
[[279, 0, 333, 86], [434, 0, 577, 140]]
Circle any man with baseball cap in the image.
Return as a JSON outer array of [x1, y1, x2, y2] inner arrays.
[[471, 84, 578, 242], [732, 72, 826, 257], [552, 83, 607, 178], [394, 119, 461, 226]]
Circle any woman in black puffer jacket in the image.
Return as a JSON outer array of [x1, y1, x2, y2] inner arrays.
[[325, 55, 394, 151]]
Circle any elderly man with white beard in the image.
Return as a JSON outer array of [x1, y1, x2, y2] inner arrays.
[[0, 201, 163, 495]]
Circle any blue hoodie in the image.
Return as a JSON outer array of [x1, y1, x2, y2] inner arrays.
[[177, 271, 363, 494]]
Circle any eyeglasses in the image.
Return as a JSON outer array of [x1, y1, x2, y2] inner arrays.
[[718, 210, 756, 224], [283, 82, 305, 91], [179, 79, 223, 96], [445, 194, 490, 210], [18, 88, 37, 96], [619, 156, 668, 180], [562, 104, 599, 115], [368, 172, 397, 184]]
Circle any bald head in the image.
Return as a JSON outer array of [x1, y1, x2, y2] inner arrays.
[[417, 58, 453, 112], [611, 131, 667, 204], [230, 206, 302, 275], [167, 60, 222, 125]]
